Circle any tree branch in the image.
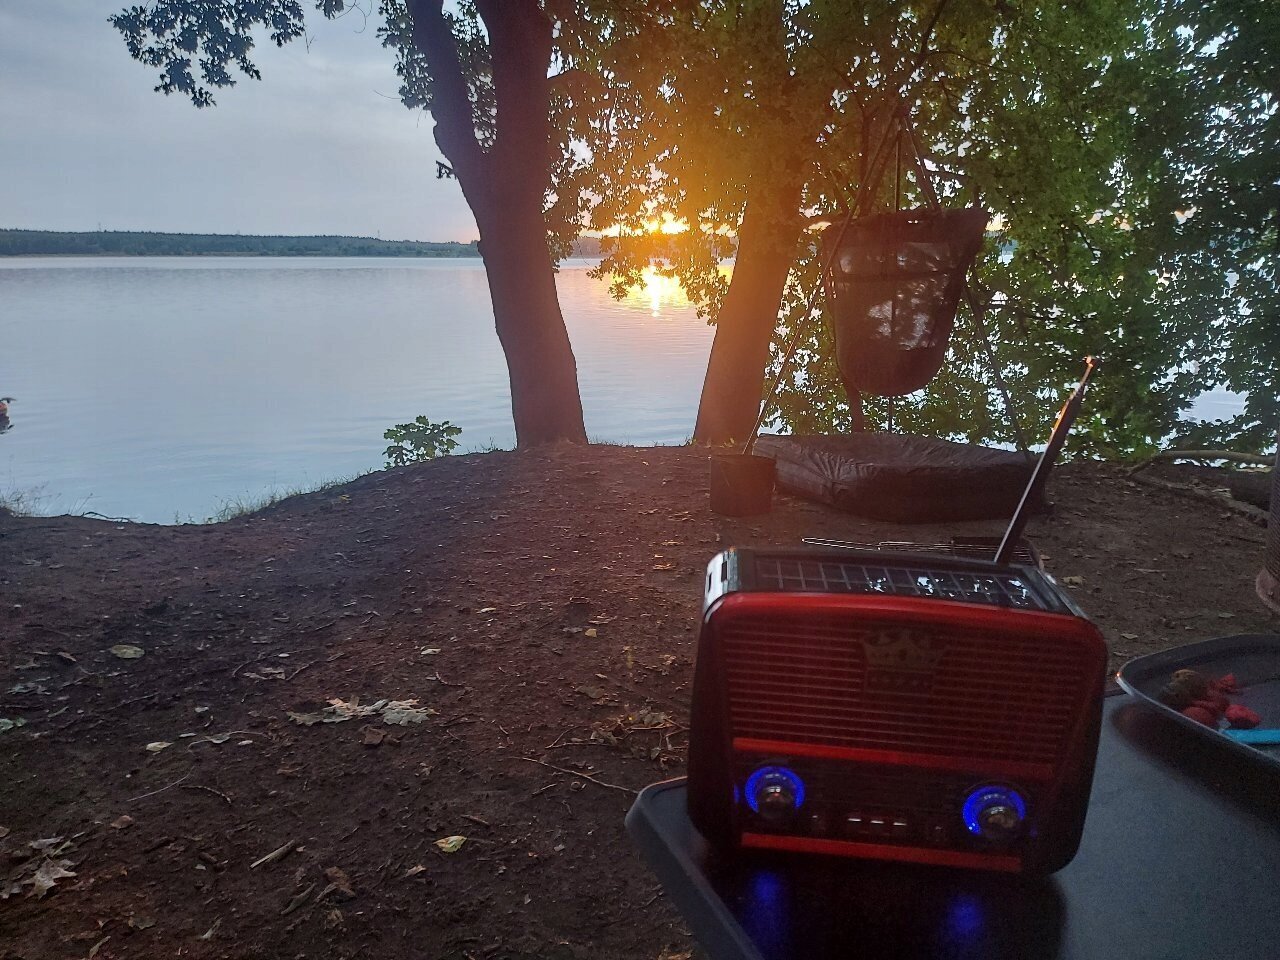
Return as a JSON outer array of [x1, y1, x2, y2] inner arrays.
[[405, 0, 487, 181]]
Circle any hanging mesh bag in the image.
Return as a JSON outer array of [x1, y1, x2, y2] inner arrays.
[[822, 207, 990, 397]]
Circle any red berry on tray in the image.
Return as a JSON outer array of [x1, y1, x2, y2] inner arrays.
[[1190, 697, 1225, 718], [1180, 705, 1218, 728], [1210, 673, 1241, 694], [1224, 704, 1261, 729]]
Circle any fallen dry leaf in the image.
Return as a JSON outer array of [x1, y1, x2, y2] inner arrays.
[[288, 698, 382, 726], [322, 866, 356, 901], [110, 815, 134, 830], [109, 644, 145, 659], [434, 836, 466, 854], [380, 700, 436, 725], [145, 741, 172, 753], [651, 562, 676, 571], [584, 628, 598, 638], [402, 864, 427, 879], [29, 858, 76, 898]]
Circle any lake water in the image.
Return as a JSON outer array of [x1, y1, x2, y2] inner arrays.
[[0, 257, 1246, 524], [0, 257, 715, 522]]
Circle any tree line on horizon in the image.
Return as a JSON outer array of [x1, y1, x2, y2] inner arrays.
[[111, 0, 1277, 455], [0, 229, 478, 257], [0, 229, 607, 259]]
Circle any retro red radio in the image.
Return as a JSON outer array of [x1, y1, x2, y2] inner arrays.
[[688, 359, 1104, 875], [686, 544, 1107, 875]]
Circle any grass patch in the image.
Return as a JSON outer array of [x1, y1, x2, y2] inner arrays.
[[207, 473, 370, 523], [0, 484, 50, 518]]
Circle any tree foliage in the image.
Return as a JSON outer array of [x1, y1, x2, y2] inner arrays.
[[579, 0, 1277, 455]]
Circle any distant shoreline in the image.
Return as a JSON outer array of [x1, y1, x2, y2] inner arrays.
[[0, 229, 603, 258]]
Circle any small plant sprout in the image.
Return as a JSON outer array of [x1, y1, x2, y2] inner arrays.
[[383, 417, 462, 467]]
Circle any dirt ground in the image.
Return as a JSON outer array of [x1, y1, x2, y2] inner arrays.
[[0, 445, 1274, 960]]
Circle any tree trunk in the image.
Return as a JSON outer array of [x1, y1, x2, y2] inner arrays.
[[693, 177, 806, 445], [408, 0, 586, 447], [474, 195, 588, 445]]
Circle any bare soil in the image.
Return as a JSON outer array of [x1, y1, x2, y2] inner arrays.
[[0, 445, 1273, 960]]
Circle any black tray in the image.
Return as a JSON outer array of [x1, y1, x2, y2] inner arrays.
[[627, 693, 1280, 960], [1116, 633, 1280, 771]]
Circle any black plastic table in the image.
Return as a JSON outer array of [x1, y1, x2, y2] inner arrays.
[[626, 694, 1280, 960]]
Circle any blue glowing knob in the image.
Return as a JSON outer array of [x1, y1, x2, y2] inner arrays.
[[745, 766, 806, 822], [962, 785, 1027, 842]]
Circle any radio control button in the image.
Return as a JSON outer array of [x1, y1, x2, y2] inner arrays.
[[962, 785, 1028, 842]]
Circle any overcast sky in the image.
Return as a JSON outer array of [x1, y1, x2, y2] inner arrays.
[[0, 0, 479, 241]]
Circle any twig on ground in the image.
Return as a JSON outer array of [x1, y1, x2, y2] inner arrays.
[[251, 838, 299, 869], [115, 692, 160, 710], [281, 883, 315, 915], [127, 773, 191, 803], [285, 660, 317, 681], [516, 757, 637, 795], [1131, 473, 1269, 525], [181, 783, 233, 805], [427, 670, 465, 687], [545, 729, 572, 749], [1128, 449, 1273, 475], [231, 653, 270, 678]]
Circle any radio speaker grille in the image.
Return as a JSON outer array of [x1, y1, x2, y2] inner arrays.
[[721, 613, 1089, 765]]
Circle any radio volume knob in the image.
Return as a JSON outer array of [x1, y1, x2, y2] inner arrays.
[[760, 781, 795, 817], [978, 804, 1022, 839], [962, 785, 1027, 842], [745, 766, 806, 823]]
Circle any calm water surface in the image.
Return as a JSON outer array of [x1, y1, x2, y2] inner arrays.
[[0, 257, 714, 522], [0, 257, 1245, 524]]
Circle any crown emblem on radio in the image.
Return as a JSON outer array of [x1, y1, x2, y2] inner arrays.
[[861, 628, 945, 674]]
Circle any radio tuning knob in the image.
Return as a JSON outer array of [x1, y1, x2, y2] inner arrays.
[[962, 785, 1027, 842], [978, 804, 1022, 839], [745, 766, 806, 823]]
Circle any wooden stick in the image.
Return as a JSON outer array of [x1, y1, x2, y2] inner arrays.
[[516, 757, 637, 795], [1131, 473, 1269, 525], [181, 783, 233, 805], [126, 773, 190, 803], [1128, 449, 1273, 475], [250, 838, 299, 869]]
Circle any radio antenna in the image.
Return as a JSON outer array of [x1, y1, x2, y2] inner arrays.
[[994, 357, 1099, 566]]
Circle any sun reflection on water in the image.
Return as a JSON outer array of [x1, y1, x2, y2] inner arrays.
[[618, 266, 693, 318]]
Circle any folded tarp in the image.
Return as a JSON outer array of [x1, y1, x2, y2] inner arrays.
[[754, 433, 1037, 523]]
